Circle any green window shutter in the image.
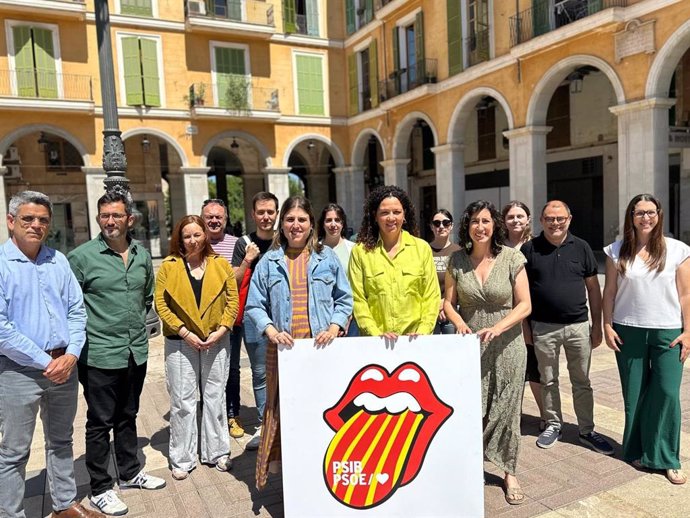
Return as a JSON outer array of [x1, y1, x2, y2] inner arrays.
[[296, 54, 324, 115], [392, 27, 399, 73], [140, 38, 160, 107], [369, 38, 378, 108], [533, 0, 550, 37], [588, 0, 602, 14], [345, 0, 355, 34], [364, 0, 374, 23], [215, 47, 246, 108], [348, 53, 358, 115], [414, 11, 425, 79], [13, 26, 36, 97], [31, 28, 58, 98], [122, 37, 144, 106], [447, 0, 463, 76], [228, 0, 243, 20], [283, 0, 296, 33], [306, 0, 319, 36], [121, 0, 153, 17]]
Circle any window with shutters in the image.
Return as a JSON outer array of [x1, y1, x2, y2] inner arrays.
[[467, 0, 490, 66], [210, 0, 244, 21], [118, 34, 162, 107], [285, 0, 319, 36], [9, 23, 61, 99], [348, 39, 378, 115], [546, 84, 571, 149], [345, 0, 374, 34], [294, 52, 325, 115], [211, 43, 250, 110], [120, 0, 154, 17], [391, 10, 426, 97]]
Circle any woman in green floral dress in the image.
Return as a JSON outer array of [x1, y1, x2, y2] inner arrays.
[[444, 200, 532, 505]]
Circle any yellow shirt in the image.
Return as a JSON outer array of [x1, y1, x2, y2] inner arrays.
[[348, 230, 440, 336]]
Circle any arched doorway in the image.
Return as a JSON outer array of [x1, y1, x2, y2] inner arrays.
[[208, 144, 245, 234]]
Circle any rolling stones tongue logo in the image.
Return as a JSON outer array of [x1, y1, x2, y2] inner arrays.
[[323, 363, 453, 509]]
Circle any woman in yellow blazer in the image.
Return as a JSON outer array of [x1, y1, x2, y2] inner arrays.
[[155, 215, 238, 481]]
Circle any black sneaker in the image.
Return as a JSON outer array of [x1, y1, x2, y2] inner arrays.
[[579, 431, 614, 455], [536, 425, 562, 449]]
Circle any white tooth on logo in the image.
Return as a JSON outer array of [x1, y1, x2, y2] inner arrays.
[[353, 392, 421, 413], [360, 369, 384, 382], [397, 368, 420, 382]]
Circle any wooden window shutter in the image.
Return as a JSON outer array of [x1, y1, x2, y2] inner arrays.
[[140, 38, 161, 107], [13, 26, 36, 97], [369, 38, 378, 108], [345, 0, 355, 35], [447, 0, 463, 76], [122, 37, 144, 106], [121, 0, 153, 17], [306, 0, 319, 36], [283, 0, 297, 33], [348, 53, 358, 116], [31, 28, 58, 98]]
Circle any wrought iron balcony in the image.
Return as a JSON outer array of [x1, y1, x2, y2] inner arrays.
[[510, 0, 627, 46], [188, 80, 280, 116], [378, 58, 437, 102], [185, 0, 275, 27], [0, 69, 93, 101], [466, 27, 490, 67]]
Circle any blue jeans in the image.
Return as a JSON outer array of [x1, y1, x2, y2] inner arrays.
[[245, 339, 267, 423], [0, 356, 79, 516], [225, 326, 243, 419]]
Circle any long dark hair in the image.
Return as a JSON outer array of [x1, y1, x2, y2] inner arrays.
[[458, 200, 506, 256], [357, 185, 419, 251], [169, 215, 215, 259], [317, 203, 348, 241], [502, 200, 532, 243], [618, 193, 666, 276], [273, 195, 323, 253]]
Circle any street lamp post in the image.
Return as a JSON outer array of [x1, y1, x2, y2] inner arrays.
[[94, 0, 129, 192]]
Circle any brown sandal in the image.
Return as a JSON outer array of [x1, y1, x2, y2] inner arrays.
[[666, 469, 687, 485], [504, 485, 526, 505]]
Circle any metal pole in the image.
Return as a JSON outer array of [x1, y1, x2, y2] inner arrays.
[[94, 0, 129, 192]]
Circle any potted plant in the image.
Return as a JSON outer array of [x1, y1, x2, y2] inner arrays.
[[184, 83, 206, 109], [223, 75, 251, 112]]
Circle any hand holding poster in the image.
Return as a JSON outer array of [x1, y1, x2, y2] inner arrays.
[[278, 334, 484, 517]]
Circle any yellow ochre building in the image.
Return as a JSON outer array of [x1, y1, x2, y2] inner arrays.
[[0, 0, 689, 255]]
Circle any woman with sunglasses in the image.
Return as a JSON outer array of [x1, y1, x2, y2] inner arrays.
[[603, 194, 690, 485], [429, 210, 461, 334]]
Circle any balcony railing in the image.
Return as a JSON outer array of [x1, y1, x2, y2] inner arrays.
[[0, 69, 93, 101], [188, 80, 279, 113], [185, 0, 275, 27], [378, 59, 437, 102], [466, 27, 490, 67], [510, 0, 627, 46]]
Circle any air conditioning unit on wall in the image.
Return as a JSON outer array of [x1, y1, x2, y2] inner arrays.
[[5, 165, 22, 179], [188, 0, 206, 15]]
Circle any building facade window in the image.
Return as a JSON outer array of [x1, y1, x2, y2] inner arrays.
[[9, 24, 60, 98], [284, 0, 319, 36], [345, 0, 374, 35], [120, 35, 162, 107], [120, 0, 154, 17], [294, 52, 325, 115], [348, 39, 379, 115], [210, 0, 243, 20], [212, 43, 251, 110]]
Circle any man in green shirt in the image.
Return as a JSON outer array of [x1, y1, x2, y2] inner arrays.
[[68, 190, 165, 516]]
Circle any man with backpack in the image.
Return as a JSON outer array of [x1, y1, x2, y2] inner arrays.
[[230, 192, 279, 450]]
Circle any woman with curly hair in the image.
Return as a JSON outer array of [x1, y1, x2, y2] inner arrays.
[[444, 200, 531, 505], [347, 186, 439, 338], [603, 194, 690, 484]]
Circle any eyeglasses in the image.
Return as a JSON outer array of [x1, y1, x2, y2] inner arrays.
[[432, 219, 452, 228], [98, 213, 127, 221], [543, 216, 569, 224], [632, 209, 659, 219], [18, 215, 51, 226], [202, 198, 226, 208]]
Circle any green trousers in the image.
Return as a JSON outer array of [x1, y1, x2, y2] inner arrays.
[[614, 323, 683, 469]]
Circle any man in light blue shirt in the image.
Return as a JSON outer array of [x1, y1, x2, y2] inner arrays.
[[0, 191, 101, 518]]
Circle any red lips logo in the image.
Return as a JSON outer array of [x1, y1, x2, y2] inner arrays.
[[323, 362, 453, 509]]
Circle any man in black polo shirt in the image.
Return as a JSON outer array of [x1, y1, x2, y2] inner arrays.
[[521, 201, 613, 455]]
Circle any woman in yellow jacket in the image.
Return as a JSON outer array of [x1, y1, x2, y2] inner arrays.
[[155, 215, 238, 481], [348, 186, 440, 338]]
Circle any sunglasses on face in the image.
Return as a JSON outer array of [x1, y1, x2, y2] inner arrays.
[[432, 219, 452, 228]]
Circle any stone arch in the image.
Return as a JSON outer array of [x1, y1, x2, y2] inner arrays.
[[201, 130, 272, 169], [392, 111, 438, 159], [447, 87, 515, 143], [526, 55, 626, 126], [646, 18, 690, 98], [351, 129, 386, 165], [121, 127, 189, 168], [0, 124, 90, 167], [281, 134, 345, 168]]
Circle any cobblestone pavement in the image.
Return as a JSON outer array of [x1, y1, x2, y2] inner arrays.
[[20, 335, 690, 517]]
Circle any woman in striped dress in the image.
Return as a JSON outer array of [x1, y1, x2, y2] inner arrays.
[[245, 195, 353, 489]]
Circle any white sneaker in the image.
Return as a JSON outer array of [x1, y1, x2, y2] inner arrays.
[[119, 469, 166, 490], [215, 454, 234, 472], [245, 426, 262, 451], [90, 489, 128, 516]]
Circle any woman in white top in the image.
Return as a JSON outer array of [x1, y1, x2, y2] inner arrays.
[[603, 193, 690, 485]]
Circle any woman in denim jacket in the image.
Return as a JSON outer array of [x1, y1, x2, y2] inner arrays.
[[245, 195, 353, 490]]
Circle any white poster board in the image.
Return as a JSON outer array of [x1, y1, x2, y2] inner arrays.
[[278, 335, 484, 517]]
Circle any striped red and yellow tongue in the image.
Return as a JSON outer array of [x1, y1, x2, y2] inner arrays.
[[323, 408, 424, 509]]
